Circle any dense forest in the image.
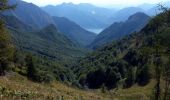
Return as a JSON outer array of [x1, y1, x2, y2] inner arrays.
[[0, 0, 170, 100]]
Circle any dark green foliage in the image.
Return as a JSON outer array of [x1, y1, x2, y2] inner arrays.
[[86, 68, 106, 89], [83, 67, 121, 89], [105, 68, 119, 89], [136, 65, 150, 86], [78, 74, 86, 87], [0, 0, 14, 75], [12, 49, 76, 83], [26, 55, 37, 81], [75, 9, 170, 90], [124, 67, 135, 88], [0, 0, 16, 11]]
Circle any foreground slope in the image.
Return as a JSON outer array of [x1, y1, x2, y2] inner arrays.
[[0, 73, 155, 100]]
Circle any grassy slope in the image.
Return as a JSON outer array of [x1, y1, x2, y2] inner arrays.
[[0, 73, 156, 100]]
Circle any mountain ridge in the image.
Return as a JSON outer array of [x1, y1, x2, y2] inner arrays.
[[52, 16, 96, 46], [90, 12, 151, 49]]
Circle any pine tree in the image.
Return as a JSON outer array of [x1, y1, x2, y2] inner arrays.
[[0, 0, 15, 75], [25, 55, 37, 80]]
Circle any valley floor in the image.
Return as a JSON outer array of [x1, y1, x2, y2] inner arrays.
[[0, 73, 156, 100]]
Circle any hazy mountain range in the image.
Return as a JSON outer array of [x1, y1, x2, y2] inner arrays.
[[90, 12, 151, 48], [2, 0, 165, 52], [42, 3, 116, 29], [42, 1, 170, 31]]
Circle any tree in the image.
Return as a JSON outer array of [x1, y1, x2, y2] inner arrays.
[[137, 65, 151, 86], [86, 68, 106, 89], [0, 0, 15, 75], [26, 55, 37, 80], [124, 67, 136, 88], [105, 68, 118, 89], [0, 0, 16, 11]]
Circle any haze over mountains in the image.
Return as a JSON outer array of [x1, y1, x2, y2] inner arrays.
[[42, 3, 116, 29], [3, 0, 170, 50], [41, 1, 170, 33]]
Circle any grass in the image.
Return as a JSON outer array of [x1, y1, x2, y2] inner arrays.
[[114, 80, 156, 100], [0, 73, 156, 100]]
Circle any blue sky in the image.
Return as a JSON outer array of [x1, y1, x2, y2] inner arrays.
[[23, 0, 170, 7]]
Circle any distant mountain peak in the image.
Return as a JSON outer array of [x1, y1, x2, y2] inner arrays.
[[7, 0, 54, 29], [128, 12, 149, 21], [43, 24, 58, 31], [61, 2, 74, 6]]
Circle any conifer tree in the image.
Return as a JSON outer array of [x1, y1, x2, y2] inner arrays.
[[0, 0, 15, 75]]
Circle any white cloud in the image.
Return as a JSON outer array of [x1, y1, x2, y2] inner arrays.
[[22, 0, 170, 7]]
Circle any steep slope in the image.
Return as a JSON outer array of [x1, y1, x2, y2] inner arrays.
[[1, 15, 87, 61], [91, 12, 150, 48], [108, 7, 146, 24], [5, 0, 97, 47], [4, 0, 54, 29], [42, 3, 116, 29], [75, 9, 170, 90], [0, 15, 34, 32], [53, 16, 96, 46]]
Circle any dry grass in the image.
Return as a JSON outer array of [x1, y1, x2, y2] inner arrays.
[[0, 73, 156, 100]]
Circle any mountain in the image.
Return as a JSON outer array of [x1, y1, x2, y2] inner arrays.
[[53, 16, 96, 46], [91, 12, 150, 48], [4, 0, 97, 47], [0, 15, 34, 32], [42, 3, 116, 29], [1, 14, 87, 61], [4, 0, 54, 29], [108, 7, 146, 24]]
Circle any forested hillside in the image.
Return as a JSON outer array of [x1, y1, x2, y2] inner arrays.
[[74, 7, 170, 99]]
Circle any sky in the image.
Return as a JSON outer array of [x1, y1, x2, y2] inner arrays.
[[22, 0, 170, 7]]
